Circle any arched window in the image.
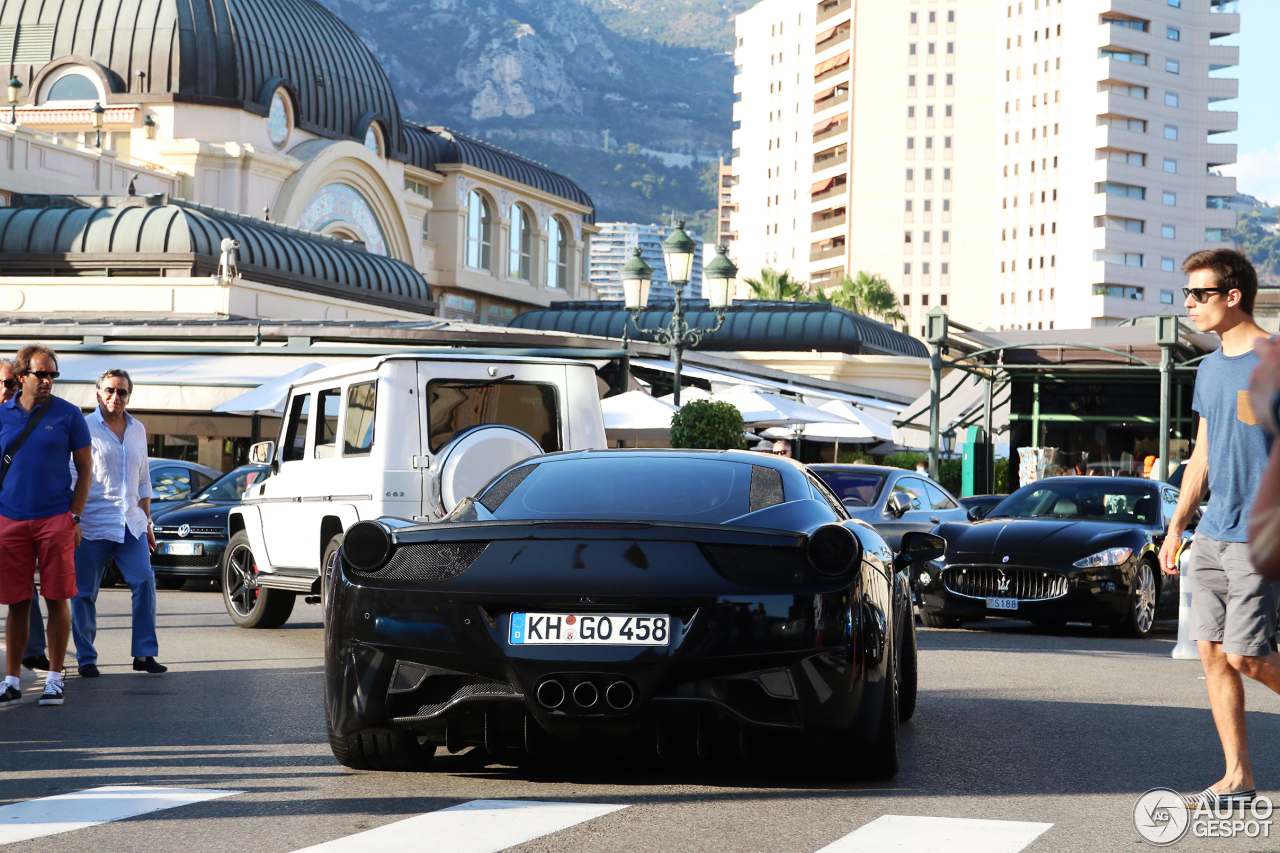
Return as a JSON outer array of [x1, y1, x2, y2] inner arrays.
[[267, 90, 292, 149], [508, 204, 532, 280], [364, 123, 383, 157], [546, 217, 569, 289], [466, 191, 492, 270], [45, 73, 98, 102]]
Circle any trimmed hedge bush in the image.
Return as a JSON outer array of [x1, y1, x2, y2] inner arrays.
[[669, 399, 747, 450]]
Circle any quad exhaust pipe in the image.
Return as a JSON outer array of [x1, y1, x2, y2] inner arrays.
[[535, 677, 635, 711]]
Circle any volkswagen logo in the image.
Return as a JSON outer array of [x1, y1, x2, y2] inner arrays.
[[177, 524, 191, 538]]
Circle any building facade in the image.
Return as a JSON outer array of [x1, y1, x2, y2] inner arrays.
[[729, 0, 1239, 332], [590, 223, 704, 303], [0, 0, 598, 324]]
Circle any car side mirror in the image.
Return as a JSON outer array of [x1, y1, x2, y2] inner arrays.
[[887, 491, 912, 518], [967, 505, 986, 522], [249, 440, 276, 474], [898, 531, 946, 564]]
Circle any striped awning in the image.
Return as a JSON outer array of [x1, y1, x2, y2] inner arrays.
[[811, 112, 848, 134], [814, 50, 850, 77], [810, 177, 836, 195], [815, 24, 838, 43]]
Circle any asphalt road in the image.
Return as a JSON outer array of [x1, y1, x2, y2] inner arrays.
[[4, 586, 1280, 853]]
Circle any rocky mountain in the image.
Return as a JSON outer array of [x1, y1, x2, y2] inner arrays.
[[316, 0, 746, 230]]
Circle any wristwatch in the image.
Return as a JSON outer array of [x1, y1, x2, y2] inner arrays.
[[71, 514, 81, 525]]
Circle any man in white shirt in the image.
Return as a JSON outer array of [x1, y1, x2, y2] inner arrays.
[[70, 369, 164, 677]]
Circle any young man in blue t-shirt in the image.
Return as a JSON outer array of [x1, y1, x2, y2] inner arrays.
[[1159, 249, 1276, 809], [0, 345, 92, 708]]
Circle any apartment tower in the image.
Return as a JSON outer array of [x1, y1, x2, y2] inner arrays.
[[730, 0, 1239, 332]]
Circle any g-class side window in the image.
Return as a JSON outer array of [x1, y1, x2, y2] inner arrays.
[[315, 388, 340, 459], [426, 379, 560, 453], [282, 394, 311, 463], [343, 381, 377, 456]]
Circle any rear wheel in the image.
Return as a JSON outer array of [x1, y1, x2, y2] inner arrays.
[[1118, 560, 1158, 639], [898, 614, 918, 722], [321, 534, 342, 618], [328, 727, 436, 772], [920, 611, 963, 629], [221, 531, 295, 629]]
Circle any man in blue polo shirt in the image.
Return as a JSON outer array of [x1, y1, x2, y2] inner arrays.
[[0, 344, 92, 708]]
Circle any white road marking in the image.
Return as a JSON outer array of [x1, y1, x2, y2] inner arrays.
[[0, 785, 239, 846], [816, 815, 1054, 853], [288, 799, 627, 853]]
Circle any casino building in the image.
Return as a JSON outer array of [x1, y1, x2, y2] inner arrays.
[[0, 0, 598, 323]]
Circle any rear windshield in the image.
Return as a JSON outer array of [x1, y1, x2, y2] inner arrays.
[[812, 469, 887, 508], [489, 457, 753, 523], [427, 380, 560, 453]]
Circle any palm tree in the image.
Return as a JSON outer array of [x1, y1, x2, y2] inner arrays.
[[741, 268, 808, 301], [823, 271, 906, 326]]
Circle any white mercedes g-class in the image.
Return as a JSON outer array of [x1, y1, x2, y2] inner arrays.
[[223, 353, 607, 628]]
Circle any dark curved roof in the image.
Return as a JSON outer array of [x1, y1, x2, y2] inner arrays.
[[0, 198, 428, 305], [509, 301, 928, 358], [403, 125, 595, 222], [3, 0, 403, 153]]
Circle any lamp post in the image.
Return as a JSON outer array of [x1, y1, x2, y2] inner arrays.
[[623, 222, 735, 405], [7, 76, 20, 124], [143, 114, 157, 140], [91, 101, 105, 148]]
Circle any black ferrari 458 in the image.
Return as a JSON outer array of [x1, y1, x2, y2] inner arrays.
[[324, 449, 944, 778], [917, 477, 1182, 637]]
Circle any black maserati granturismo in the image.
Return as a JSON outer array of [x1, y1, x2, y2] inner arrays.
[[917, 477, 1182, 637], [323, 449, 946, 778]]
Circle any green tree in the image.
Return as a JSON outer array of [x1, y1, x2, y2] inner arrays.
[[742, 267, 809, 301], [669, 400, 747, 450], [1231, 207, 1280, 287], [822, 271, 906, 326]]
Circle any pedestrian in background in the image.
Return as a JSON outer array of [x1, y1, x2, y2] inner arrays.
[[0, 344, 91, 708], [1248, 335, 1280, 580], [1158, 249, 1276, 808], [0, 357, 51, 673], [70, 369, 164, 677]]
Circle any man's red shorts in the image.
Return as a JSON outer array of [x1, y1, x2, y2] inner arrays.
[[0, 512, 77, 605]]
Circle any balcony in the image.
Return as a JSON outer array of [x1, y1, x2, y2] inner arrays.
[[816, 24, 851, 54], [811, 180, 847, 204], [812, 208, 846, 231], [1208, 112, 1239, 135], [1208, 44, 1240, 70], [813, 148, 848, 171], [816, 0, 851, 25], [1207, 76, 1239, 102], [814, 86, 850, 112], [811, 239, 846, 262], [813, 122, 848, 145], [1206, 142, 1236, 169]]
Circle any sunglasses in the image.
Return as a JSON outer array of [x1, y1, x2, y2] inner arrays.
[[100, 387, 130, 397], [1, 378, 15, 390], [22, 370, 59, 380], [1182, 286, 1229, 304]]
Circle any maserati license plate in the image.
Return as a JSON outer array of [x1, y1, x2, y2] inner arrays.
[[509, 613, 669, 646], [161, 542, 202, 556], [985, 597, 1018, 611]]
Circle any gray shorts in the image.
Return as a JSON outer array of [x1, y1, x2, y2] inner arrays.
[[1188, 535, 1280, 657]]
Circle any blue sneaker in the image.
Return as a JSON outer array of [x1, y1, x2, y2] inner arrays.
[[38, 678, 64, 706]]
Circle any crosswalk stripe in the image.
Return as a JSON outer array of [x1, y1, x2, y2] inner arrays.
[[288, 799, 628, 853], [0, 785, 240, 846], [815, 815, 1054, 853]]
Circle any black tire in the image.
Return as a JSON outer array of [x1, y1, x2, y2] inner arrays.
[[321, 534, 342, 618], [155, 576, 187, 591], [920, 611, 963, 629], [898, 614, 918, 723], [221, 530, 295, 629], [329, 728, 436, 772], [860, 632, 901, 780], [1118, 559, 1158, 639]]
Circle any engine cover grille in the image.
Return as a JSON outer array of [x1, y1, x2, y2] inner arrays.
[[700, 544, 808, 585], [943, 565, 1068, 601], [354, 541, 489, 581]]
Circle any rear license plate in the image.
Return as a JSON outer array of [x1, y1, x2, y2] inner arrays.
[[985, 597, 1018, 611], [509, 613, 669, 646], [161, 542, 202, 556]]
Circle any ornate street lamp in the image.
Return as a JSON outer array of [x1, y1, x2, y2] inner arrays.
[[91, 101, 105, 148], [624, 222, 737, 405], [7, 76, 21, 124], [143, 114, 157, 140]]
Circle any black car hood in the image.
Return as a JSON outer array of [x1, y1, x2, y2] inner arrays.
[[937, 517, 1137, 561], [152, 501, 233, 527]]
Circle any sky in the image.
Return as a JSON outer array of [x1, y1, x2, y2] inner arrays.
[[1217, 3, 1279, 205]]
